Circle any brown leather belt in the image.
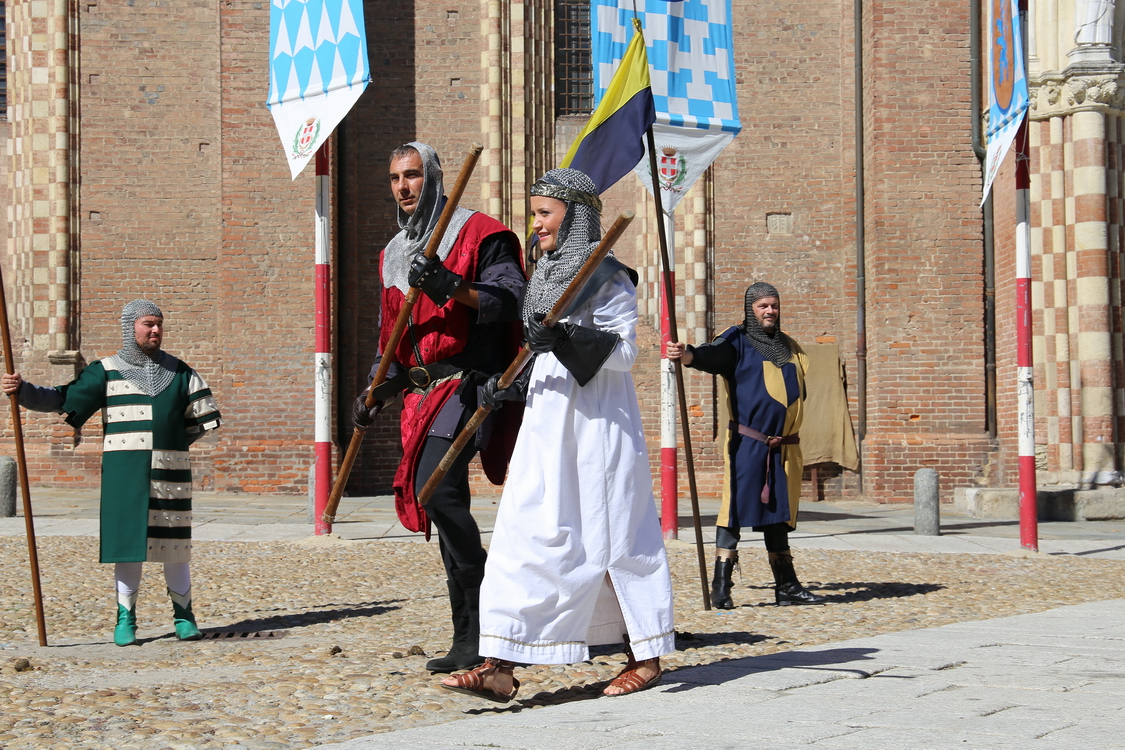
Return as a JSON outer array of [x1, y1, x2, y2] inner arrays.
[[729, 421, 799, 504]]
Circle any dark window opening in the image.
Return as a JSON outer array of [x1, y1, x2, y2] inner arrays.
[[555, 0, 592, 116], [1, 3, 7, 115]]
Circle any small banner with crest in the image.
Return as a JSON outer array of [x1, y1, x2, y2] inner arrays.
[[267, 0, 370, 179], [592, 0, 741, 211]]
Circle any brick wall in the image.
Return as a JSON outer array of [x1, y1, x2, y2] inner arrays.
[[858, 1, 995, 502], [2, 0, 1003, 508]]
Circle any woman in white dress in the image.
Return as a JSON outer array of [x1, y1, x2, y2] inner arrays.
[[441, 168, 674, 702]]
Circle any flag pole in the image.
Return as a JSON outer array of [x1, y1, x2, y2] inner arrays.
[[647, 126, 710, 611], [0, 265, 49, 646], [313, 142, 333, 535], [659, 207, 678, 541], [1014, 0, 1037, 551]]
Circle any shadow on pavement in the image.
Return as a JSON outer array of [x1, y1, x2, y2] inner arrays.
[[661, 645, 882, 691], [210, 599, 406, 634], [810, 581, 945, 603]]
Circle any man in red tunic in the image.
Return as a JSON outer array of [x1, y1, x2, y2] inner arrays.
[[352, 142, 524, 673]]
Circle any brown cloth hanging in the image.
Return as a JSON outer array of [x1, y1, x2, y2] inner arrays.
[[799, 344, 859, 471]]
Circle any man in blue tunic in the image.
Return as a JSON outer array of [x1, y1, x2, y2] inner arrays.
[[667, 282, 825, 608]]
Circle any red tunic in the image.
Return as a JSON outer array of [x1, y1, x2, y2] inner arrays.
[[379, 212, 522, 535]]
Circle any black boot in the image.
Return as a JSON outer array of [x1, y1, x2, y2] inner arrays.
[[768, 550, 826, 606], [710, 552, 737, 610], [426, 565, 485, 673]]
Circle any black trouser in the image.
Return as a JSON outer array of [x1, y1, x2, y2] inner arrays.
[[715, 523, 790, 554], [414, 433, 487, 579]]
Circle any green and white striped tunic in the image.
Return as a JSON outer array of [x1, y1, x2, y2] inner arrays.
[[59, 356, 221, 563]]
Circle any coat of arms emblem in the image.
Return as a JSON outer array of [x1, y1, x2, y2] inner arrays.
[[292, 117, 322, 159], [656, 146, 688, 193]]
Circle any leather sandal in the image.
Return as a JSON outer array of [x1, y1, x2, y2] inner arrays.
[[441, 657, 520, 703], [604, 657, 662, 696]]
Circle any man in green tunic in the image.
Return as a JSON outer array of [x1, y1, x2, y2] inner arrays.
[[2, 300, 222, 645]]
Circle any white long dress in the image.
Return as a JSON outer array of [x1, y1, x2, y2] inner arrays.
[[478, 270, 675, 664]]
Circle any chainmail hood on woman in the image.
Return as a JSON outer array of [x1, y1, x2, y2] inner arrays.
[[741, 282, 792, 368], [522, 168, 612, 326], [382, 141, 474, 293], [117, 299, 178, 397]]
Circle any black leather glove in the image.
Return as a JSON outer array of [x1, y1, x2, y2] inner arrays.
[[351, 391, 384, 431], [408, 254, 462, 307], [525, 313, 570, 353], [553, 325, 621, 387], [480, 362, 533, 410]]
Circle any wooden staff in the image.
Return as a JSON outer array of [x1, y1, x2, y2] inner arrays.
[[0, 264, 49, 646], [646, 126, 711, 611], [417, 210, 636, 505], [321, 143, 484, 526]]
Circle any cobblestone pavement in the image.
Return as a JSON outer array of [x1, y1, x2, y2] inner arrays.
[[1, 514, 1123, 750]]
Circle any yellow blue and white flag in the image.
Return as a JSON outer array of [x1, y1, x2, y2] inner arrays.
[[562, 20, 656, 194], [592, 0, 740, 211], [267, 0, 370, 179], [982, 0, 1029, 203]]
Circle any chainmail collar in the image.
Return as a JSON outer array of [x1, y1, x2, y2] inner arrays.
[[741, 282, 791, 368], [382, 142, 475, 293], [522, 168, 612, 326], [116, 299, 178, 397]]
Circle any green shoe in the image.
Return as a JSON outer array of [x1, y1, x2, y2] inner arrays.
[[169, 588, 202, 641], [114, 592, 138, 647]]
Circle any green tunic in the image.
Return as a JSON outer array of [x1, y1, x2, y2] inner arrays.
[[59, 356, 222, 563]]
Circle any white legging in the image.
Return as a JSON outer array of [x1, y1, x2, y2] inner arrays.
[[114, 562, 191, 597]]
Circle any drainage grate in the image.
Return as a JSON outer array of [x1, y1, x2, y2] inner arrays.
[[200, 630, 289, 640]]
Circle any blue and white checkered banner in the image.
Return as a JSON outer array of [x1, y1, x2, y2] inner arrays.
[[982, 0, 1028, 204], [592, 0, 740, 210], [267, 0, 370, 179]]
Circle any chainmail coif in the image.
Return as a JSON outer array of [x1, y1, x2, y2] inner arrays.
[[741, 282, 792, 368], [381, 141, 474, 293], [522, 168, 613, 326], [117, 299, 178, 397]]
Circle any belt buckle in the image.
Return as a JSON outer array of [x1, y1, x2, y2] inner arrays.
[[408, 366, 432, 388]]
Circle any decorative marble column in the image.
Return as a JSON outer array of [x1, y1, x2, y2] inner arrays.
[[5, 0, 73, 356], [1027, 0, 1125, 484]]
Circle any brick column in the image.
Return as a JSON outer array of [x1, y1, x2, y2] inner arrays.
[[1071, 109, 1116, 482], [1046, 115, 1074, 476], [1029, 117, 1048, 471], [1109, 114, 1125, 474], [479, 0, 510, 224], [6, 0, 72, 354]]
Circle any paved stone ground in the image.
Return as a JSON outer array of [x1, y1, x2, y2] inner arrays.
[[321, 600, 1125, 750], [1, 500, 1124, 750]]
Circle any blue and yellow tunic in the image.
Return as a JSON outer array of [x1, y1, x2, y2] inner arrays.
[[58, 357, 221, 563], [687, 326, 807, 530]]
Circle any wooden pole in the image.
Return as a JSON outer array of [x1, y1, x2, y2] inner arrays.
[[647, 126, 710, 611], [417, 210, 636, 505], [0, 265, 49, 646], [321, 143, 483, 525]]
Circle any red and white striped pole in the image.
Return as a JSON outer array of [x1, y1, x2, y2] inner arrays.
[[314, 142, 333, 535], [1014, 115, 1037, 551], [1014, 0, 1036, 552], [659, 211, 678, 540]]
